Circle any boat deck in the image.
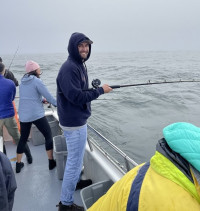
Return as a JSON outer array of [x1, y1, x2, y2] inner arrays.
[[5, 140, 83, 211]]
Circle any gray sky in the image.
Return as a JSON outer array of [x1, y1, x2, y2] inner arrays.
[[1, 0, 200, 54]]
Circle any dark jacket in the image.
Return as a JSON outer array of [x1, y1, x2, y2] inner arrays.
[[0, 75, 16, 119], [0, 152, 17, 211], [56, 33, 104, 127], [4, 69, 19, 87]]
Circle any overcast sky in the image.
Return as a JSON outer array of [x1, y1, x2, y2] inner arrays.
[[1, 0, 200, 54]]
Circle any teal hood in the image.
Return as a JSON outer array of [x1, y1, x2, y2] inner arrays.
[[163, 122, 200, 172]]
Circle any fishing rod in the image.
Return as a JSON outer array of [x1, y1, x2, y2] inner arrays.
[[8, 46, 19, 70], [88, 78, 200, 90]]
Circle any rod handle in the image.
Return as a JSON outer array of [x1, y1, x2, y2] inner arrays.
[[110, 85, 120, 89]]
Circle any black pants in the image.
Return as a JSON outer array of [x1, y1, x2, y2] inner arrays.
[[17, 116, 53, 153]]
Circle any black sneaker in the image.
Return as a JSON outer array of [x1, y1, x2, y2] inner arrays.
[[49, 159, 56, 170], [26, 155, 33, 164], [56, 202, 84, 211], [16, 162, 24, 173], [76, 179, 92, 190]]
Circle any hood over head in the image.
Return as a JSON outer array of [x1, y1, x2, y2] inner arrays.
[[21, 74, 36, 84], [67, 32, 93, 63], [163, 122, 200, 172], [156, 138, 193, 182]]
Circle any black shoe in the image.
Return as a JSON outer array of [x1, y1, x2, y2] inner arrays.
[[56, 202, 84, 211], [16, 162, 24, 173], [49, 159, 56, 170], [76, 179, 92, 190], [24, 144, 33, 164], [26, 155, 33, 164]]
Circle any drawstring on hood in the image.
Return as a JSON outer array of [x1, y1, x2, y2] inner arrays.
[[67, 32, 93, 63]]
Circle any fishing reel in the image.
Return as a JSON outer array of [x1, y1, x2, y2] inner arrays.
[[92, 79, 101, 89]]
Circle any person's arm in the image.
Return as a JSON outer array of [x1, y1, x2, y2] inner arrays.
[[36, 78, 57, 106], [12, 83, 16, 102], [58, 68, 111, 105]]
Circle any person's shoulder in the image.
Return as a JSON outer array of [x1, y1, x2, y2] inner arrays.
[[4, 69, 14, 77], [33, 76, 43, 84], [59, 61, 76, 76], [5, 69, 13, 74], [0, 151, 11, 166], [62, 58, 79, 70], [3, 77, 15, 87]]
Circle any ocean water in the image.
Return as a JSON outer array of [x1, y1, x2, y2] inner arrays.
[[2, 51, 200, 164]]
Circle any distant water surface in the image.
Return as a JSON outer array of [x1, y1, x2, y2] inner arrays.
[[2, 51, 200, 164]]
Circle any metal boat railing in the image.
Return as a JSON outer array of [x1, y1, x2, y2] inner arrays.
[[46, 108, 138, 174], [87, 124, 138, 174], [0, 136, 3, 153]]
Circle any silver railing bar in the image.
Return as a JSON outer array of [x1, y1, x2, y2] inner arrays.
[[0, 136, 3, 153], [87, 137, 93, 151], [88, 136, 128, 174], [87, 124, 138, 169]]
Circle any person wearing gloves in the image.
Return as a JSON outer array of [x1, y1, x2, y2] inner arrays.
[[16, 60, 57, 173], [88, 122, 200, 211]]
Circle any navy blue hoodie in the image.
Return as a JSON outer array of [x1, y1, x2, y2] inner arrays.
[[56, 33, 104, 127]]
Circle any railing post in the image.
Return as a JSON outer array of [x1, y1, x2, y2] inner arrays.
[[87, 137, 93, 151], [0, 136, 3, 153], [124, 156, 131, 171]]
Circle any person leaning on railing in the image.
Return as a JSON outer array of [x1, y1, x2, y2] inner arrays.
[[88, 122, 200, 211], [16, 60, 57, 173]]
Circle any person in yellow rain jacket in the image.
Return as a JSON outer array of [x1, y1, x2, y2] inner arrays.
[[88, 122, 200, 211]]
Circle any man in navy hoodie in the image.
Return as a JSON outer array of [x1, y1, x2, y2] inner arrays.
[[56, 32, 112, 211]]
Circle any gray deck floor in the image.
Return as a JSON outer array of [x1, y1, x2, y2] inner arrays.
[[5, 140, 83, 211]]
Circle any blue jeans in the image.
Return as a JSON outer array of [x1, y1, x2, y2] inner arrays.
[[60, 124, 87, 205]]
